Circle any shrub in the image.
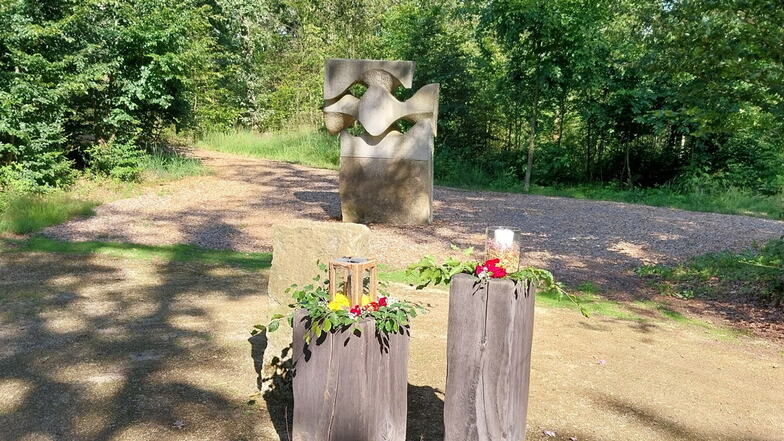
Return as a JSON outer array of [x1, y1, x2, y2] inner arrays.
[[86, 139, 144, 182]]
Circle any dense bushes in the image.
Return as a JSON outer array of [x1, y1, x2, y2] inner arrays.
[[1, 0, 782, 201], [0, 0, 215, 190]]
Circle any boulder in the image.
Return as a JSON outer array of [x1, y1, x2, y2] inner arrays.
[[267, 220, 371, 313]]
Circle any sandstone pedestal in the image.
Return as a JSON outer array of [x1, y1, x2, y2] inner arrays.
[[267, 220, 371, 314], [339, 122, 433, 224], [444, 274, 536, 441], [292, 311, 409, 441]]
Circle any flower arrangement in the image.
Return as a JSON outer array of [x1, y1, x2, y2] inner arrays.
[[406, 246, 588, 317], [253, 262, 425, 343]]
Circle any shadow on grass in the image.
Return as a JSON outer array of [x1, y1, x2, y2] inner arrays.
[[3, 236, 272, 270], [0, 226, 268, 439]]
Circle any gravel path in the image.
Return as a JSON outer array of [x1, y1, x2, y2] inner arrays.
[[45, 149, 784, 293]]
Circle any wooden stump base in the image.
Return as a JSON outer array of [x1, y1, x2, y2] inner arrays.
[[292, 310, 409, 441], [445, 274, 536, 441]]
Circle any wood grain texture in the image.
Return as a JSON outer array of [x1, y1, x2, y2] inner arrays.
[[292, 310, 409, 441], [444, 273, 536, 441]]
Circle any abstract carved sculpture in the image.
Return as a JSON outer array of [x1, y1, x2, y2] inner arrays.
[[323, 58, 439, 224]]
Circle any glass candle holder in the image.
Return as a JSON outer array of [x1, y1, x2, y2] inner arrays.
[[485, 226, 522, 272]]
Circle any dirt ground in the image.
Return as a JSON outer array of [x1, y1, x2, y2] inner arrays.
[[44, 150, 784, 295], [1, 251, 782, 441]]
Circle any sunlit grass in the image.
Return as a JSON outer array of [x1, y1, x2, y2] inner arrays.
[[637, 238, 784, 305], [197, 128, 340, 170], [0, 192, 97, 234], [3, 237, 272, 270], [0, 151, 206, 235], [140, 151, 208, 180]]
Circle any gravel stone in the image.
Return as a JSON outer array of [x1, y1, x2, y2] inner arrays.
[[45, 150, 784, 293]]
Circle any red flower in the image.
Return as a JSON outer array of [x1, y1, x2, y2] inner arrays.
[[489, 266, 507, 278], [378, 297, 388, 307], [476, 259, 507, 279], [350, 305, 362, 316], [368, 301, 380, 311]]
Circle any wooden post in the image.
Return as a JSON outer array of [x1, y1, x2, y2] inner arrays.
[[292, 310, 409, 441], [444, 273, 536, 441]]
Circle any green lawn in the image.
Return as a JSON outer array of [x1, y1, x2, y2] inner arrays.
[[197, 128, 784, 220], [0, 152, 207, 235], [637, 238, 784, 305]]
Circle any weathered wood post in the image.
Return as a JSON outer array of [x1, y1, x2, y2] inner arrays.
[[444, 273, 536, 441], [291, 258, 409, 441]]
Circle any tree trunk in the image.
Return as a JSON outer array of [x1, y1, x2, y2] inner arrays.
[[524, 99, 538, 192], [624, 140, 632, 187], [555, 92, 566, 151], [444, 274, 536, 441]]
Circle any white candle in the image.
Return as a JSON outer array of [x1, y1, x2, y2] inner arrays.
[[494, 228, 515, 250]]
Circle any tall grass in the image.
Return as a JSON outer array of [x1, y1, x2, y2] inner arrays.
[[0, 192, 97, 234], [435, 151, 784, 220], [0, 151, 207, 235], [197, 128, 339, 170], [140, 152, 207, 180]]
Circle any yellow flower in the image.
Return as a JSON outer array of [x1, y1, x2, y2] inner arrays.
[[360, 294, 372, 307], [328, 293, 351, 311]]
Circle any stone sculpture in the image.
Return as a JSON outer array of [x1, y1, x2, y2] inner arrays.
[[323, 58, 439, 225]]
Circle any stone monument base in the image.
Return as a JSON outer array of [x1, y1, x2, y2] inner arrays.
[[340, 156, 432, 225]]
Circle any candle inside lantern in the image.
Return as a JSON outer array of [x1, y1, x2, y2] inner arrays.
[[485, 226, 521, 272], [494, 228, 515, 250]]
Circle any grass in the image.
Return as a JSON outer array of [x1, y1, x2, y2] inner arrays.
[[196, 128, 340, 170], [636, 238, 784, 305], [2, 237, 272, 270], [197, 128, 784, 219], [529, 184, 784, 220], [0, 192, 98, 235], [140, 151, 208, 180], [437, 158, 784, 219], [0, 151, 206, 235]]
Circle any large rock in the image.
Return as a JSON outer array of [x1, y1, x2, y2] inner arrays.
[[340, 157, 432, 225], [267, 219, 371, 314]]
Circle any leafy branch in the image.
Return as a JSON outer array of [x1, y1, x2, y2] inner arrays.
[[406, 249, 589, 317], [251, 262, 426, 343]]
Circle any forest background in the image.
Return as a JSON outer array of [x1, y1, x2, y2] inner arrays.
[[1, 0, 782, 218]]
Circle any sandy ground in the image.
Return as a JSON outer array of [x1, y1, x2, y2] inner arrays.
[[44, 150, 784, 295], [1, 251, 782, 441]]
